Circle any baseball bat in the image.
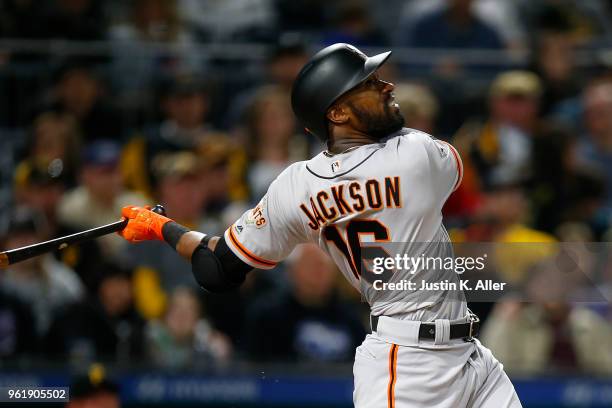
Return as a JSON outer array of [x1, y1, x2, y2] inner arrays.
[[0, 204, 166, 269]]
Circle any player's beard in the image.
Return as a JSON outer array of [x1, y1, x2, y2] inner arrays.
[[348, 100, 405, 140]]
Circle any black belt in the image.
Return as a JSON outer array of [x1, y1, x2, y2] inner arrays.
[[370, 314, 480, 341]]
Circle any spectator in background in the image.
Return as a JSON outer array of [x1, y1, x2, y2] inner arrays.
[[160, 145, 247, 229], [263, 38, 311, 92], [321, 1, 388, 47], [530, 29, 583, 115], [19, 111, 82, 189], [447, 71, 542, 218], [523, 1, 612, 47], [122, 72, 247, 201], [189, 138, 248, 228], [112, 0, 187, 43], [482, 260, 612, 376], [42, 61, 123, 143], [57, 140, 148, 257], [67, 373, 121, 408], [14, 159, 69, 227], [394, 83, 439, 134], [0, 207, 84, 335], [152, 151, 210, 228], [451, 182, 556, 302], [397, 0, 526, 50], [244, 85, 309, 199], [46, 263, 145, 364], [576, 81, 612, 224], [13, 160, 106, 293], [180, 0, 276, 42], [453, 71, 542, 197], [0, 285, 37, 359], [225, 37, 310, 131], [397, 0, 506, 50], [395, 0, 507, 82], [245, 244, 365, 362], [529, 125, 606, 236], [146, 286, 231, 368], [108, 0, 202, 103]]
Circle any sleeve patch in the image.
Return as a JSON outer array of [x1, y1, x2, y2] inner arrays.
[[244, 197, 268, 229]]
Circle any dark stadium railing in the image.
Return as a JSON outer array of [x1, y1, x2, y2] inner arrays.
[[0, 39, 607, 67]]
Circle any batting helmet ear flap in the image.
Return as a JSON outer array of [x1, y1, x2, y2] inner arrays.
[[291, 43, 392, 141]]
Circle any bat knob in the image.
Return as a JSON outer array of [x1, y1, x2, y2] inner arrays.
[[151, 204, 166, 216]]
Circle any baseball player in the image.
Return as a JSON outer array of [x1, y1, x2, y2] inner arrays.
[[118, 43, 522, 407]]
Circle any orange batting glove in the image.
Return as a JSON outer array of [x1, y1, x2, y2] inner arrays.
[[119, 206, 173, 242]]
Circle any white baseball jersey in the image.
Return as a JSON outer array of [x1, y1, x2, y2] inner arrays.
[[225, 128, 467, 321]]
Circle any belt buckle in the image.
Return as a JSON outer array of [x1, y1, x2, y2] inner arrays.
[[464, 313, 480, 342]]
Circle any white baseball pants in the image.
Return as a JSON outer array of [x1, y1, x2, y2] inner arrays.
[[353, 316, 522, 408]]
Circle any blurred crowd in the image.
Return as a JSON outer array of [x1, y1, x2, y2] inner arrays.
[[0, 0, 611, 377]]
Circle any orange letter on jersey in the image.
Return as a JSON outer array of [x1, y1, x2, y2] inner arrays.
[[317, 191, 338, 221], [300, 203, 320, 231], [384, 176, 401, 208], [349, 182, 365, 212], [331, 185, 353, 215]]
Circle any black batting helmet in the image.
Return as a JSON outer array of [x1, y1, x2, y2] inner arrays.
[[291, 43, 392, 141]]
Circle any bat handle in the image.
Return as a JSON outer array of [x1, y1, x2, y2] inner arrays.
[[119, 204, 165, 228], [151, 204, 166, 216]]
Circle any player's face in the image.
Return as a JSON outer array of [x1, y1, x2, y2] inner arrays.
[[338, 73, 405, 140]]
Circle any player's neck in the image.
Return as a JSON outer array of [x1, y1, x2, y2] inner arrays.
[[327, 132, 375, 154]]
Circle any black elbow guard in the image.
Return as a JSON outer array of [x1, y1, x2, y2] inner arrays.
[[191, 237, 253, 293]]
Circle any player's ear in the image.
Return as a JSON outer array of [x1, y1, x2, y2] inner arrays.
[[326, 105, 350, 125]]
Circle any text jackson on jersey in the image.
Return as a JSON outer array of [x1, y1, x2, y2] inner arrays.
[[300, 176, 401, 230]]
